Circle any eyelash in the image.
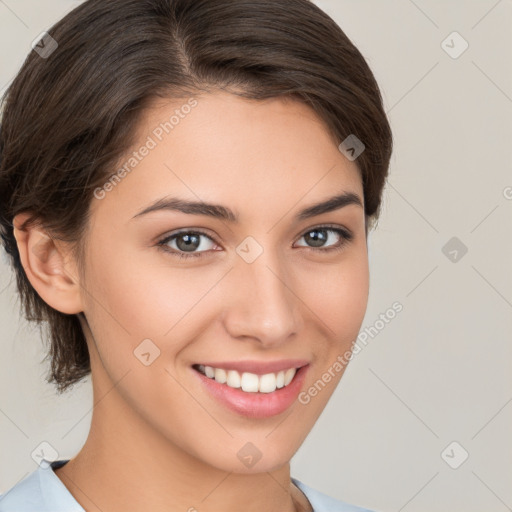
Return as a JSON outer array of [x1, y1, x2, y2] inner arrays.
[[156, 225, 354, 260]]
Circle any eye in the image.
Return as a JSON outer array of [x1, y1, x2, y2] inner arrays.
[[294, 225, 353, 253], [156, 230, 218, 259]]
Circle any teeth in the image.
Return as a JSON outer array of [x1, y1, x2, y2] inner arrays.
[[241, 372, 259, 392], [214, 368, 227, 384], [259, 373, 276, 393], [284, 368, 296, 386], [226, 369, 241, 388], [198, 365, 298, 393]]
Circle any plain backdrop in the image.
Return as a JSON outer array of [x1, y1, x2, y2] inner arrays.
[[1, 1, 511, 511]]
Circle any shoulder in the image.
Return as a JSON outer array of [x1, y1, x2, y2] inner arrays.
[[0, 460, 83, 512], [292, 477, 378, 512]]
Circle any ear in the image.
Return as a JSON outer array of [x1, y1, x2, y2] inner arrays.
[[12, 212, 84, 315]]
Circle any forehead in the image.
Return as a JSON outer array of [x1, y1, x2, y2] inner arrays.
[[91, 91, 363, 223]]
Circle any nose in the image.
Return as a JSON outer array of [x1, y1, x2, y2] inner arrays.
[[221, 252, 302, 347]]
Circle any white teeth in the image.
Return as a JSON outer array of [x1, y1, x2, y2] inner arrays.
[[226, 370, 241, 388], [241, 372, 260, 392], [214, 368, 227, 384], [276, 371, 285, 389], [197, 365, 298, 393], [259, 373, 276, 393], [284, 368, 296, 386]]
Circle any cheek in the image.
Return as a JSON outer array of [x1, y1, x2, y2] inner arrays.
[[297, 249, 369, 345], [81, 247, 210, 413], [292, 250, 369, 418], [86, 244, 217, 339]]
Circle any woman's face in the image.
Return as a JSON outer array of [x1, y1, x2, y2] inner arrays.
[[78, 90, 369, 473]]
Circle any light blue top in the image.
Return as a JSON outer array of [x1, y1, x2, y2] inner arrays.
[[0, 459, 376, 512]]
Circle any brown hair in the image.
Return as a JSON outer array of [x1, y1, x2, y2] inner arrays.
[[0, 0, 392, 393]]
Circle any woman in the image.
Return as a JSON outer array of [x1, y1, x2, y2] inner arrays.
[[0, 0, 392, 510]]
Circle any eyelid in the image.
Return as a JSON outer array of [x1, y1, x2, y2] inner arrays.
[[300, 223, 353, 241]]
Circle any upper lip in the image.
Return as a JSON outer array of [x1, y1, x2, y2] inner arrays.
[[194, 359, 309, 375]]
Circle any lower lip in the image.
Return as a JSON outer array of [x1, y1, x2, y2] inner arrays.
[[193, 365, 309, 418]]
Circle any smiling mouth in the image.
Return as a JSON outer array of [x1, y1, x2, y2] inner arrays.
[[192, 364, 301, 394]]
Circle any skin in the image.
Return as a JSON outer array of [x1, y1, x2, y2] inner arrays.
[[13, 90, 369, 512]]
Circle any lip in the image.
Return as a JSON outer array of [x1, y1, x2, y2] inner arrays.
[[193, 364, 310, 418], [194, 359, 309, 375]]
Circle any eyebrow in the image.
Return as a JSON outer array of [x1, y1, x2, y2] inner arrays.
[[131, 191, 363, 222]]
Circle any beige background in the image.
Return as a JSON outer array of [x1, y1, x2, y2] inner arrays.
[[1, 1, 511, 511]]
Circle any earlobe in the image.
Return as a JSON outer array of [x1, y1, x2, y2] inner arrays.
[[12, 213, 84, 315]]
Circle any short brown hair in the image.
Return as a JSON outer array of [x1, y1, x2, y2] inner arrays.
[[0, 0, 393, 393]]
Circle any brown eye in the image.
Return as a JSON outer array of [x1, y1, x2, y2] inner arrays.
[[157, 230, 217, 259], [174, 233, 201, 252], [295, 226, 353, 251], [303, 228, 330, 248]]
